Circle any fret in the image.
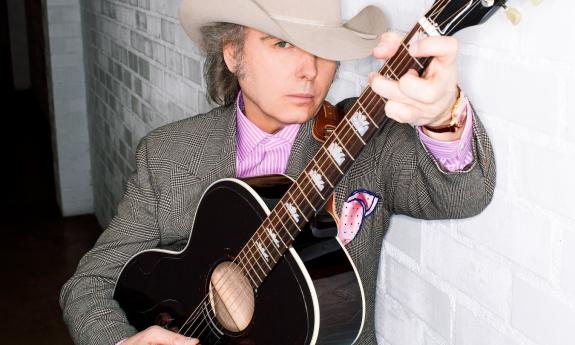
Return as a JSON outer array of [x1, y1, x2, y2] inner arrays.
[[272, 212, 296, 241], [264, 226, 285, 254], [255, 231, 277, 264], [311, 158, 334, 188], [305, 169, 327, 199], [383, 64, 400, 80], [263, 218, 292, 246], [253, 238, 273, 269], [350, 111, 371, 137], [333, 134, 355, 161], [234, 254, 258, 288], [322, 145, 345, 174], [242, 253, 263, 285], [247, 240, 269, 277], [343, 116, 367, 145], [283, 202, 303, 230], [287, 192, 309, 223], [307, 168, 326, 192], [241, 265, 258, 288], [293, 183, 317, 212], [401, 42, 425, 70], [356, 101, 380, 129]]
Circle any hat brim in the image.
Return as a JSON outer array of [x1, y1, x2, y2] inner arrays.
[[179, 1, 387, 61]]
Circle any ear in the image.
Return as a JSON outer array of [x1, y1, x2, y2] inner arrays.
[[223, 42, 238, 74]]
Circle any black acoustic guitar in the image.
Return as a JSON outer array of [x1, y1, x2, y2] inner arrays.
[[114, 1, 509, 343]]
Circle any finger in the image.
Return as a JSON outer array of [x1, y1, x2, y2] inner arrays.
[[384, 100, 424, 125], [409, 36, 459, 66], [373, 31, 403, 59], [397, 69, 441, 104], [368, 72, 411, 104]]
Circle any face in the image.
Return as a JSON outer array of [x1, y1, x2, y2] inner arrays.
[[224, 28, 338, 133]]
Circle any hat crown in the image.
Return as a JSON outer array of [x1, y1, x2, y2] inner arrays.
[[254, 0, 343, 26]]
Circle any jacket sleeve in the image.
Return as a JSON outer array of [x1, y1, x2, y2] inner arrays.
[[336, 96, 496, 219], [374, 105, 496, 219], [60, 137, 162, 345]]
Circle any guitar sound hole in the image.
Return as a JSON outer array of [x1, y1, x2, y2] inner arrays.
[[208, 261, 255, 333]]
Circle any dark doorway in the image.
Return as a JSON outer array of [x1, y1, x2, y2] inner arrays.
[[0, 0, 14, 92], [0, 2, 102, 344]]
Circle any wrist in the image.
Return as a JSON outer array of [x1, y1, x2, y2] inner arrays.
[[423, 86, 467, 140]]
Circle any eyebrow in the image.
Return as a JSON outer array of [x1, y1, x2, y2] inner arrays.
[[260, 35, 276, 41]]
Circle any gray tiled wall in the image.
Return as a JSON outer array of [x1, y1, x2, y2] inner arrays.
[[79, 0, 212, 225]]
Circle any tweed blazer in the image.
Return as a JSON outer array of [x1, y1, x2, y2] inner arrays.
[[60, 99, 496, 345]]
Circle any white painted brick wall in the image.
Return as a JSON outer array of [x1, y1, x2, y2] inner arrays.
[[378, 1, 575, 345], [77, 1, 575, 344]]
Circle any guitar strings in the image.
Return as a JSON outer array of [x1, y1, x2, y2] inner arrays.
[[176, 0, 475, 339]]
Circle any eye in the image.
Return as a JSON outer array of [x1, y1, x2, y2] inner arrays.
[[275, 40, 293, 48]]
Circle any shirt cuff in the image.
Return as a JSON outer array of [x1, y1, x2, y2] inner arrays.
[[116, 340, 126, 345], [416, 96, 474, 172]]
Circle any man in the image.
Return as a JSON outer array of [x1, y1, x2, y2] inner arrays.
[[60, 1, 495, 344]]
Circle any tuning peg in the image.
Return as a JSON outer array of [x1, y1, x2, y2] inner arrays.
[[530, 0, 543, 6], [503, 5, 522, 25]]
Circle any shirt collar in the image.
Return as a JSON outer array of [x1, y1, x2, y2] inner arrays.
[[236, 90, 301, 162]]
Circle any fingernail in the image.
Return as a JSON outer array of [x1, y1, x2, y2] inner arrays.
[[175, 337, 197, 345]]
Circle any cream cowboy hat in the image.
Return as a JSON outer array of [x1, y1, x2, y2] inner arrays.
[[178, 0, 388, 61]]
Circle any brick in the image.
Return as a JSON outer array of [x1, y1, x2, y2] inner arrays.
[[147, 14, 161, 38], [455, 305, 516, 345], [138, 57, 150, 80], [385, 256, 451, 339], [512, 277, 575, 345], [135, 10, 147, 31], [519, 1, 575, 64], [138, 0, 150, 10], [184, 56, 202, 85], [458, 56, 562, 136], [165, 47, 182, 74], [161, 18, 175, 44], [423, 227, 511, 318], [379, 297, 434, 345], [385, 215, 422, 262], [561, 227, 575, 296], [516, 142, 575, 220], [568, 72, 575, 144], [458, 191, 553, 279]]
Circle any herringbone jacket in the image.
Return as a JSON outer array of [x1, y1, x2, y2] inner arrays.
[[60, 99, 496, 345]]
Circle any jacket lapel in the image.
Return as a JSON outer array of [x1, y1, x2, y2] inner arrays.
[[193, 105, 237, 180], [285, 117, 321, 179]]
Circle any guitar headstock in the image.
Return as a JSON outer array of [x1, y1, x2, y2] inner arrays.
[[423, 0, 543, 36]]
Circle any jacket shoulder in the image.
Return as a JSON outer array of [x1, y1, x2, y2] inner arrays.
[[138, 104, 234, 167]]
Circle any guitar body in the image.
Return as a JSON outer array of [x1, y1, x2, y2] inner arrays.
[[114, 175, 365, 344]]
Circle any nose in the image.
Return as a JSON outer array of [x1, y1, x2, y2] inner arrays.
[[297, 50, 318, 81]]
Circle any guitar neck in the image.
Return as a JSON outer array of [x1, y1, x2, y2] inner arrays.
[[235, 0, 503, 288]]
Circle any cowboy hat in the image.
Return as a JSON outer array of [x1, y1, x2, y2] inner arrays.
[[178, 0, 388, 61]]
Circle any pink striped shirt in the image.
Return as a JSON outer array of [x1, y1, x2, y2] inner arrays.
[[235, 92, 301, 178], [235, 91, 474, 177]]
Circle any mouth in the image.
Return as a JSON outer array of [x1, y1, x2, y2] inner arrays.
[[287, 93, 315, 105]]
